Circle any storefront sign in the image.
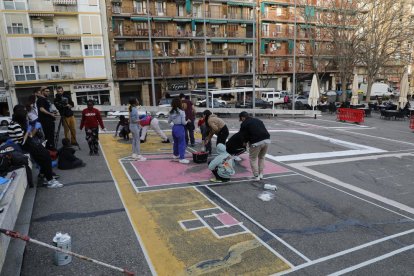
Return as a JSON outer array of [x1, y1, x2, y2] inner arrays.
[[197, 78, 215, 83], [168, 82, 188, 91], [72, 83, 109, 92]]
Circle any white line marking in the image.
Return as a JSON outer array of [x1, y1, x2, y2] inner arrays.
[[289, 164, 414, 215], [328, 244, 414, 276], [119, 160, 139, 193], [100, 145, 158, 276], [194, 187, 295, 267], [290, 152, 414, 167], [276, 228, 414, 274], [130, 161, 149, 187], [202, 186, 311, 262], [339, 129, 414, 147]]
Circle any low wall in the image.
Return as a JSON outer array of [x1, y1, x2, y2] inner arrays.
[[0, 168, 27, 272]]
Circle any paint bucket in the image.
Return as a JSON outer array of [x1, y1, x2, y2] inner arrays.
[[52, 232, 72, 266]]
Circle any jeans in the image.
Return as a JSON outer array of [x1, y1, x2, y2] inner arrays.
[[172, 125, 186, 159], [130, 124, 141, 155], [185, 120, 195, 145]]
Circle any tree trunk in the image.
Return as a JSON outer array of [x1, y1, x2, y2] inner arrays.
[[366, 76, 373, 100], [341, 79, 347, 102]]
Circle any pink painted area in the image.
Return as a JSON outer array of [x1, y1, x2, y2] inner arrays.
[[142, 153, 192, 159], [132, 154, 290, 186], [216, 213, 239, 226]]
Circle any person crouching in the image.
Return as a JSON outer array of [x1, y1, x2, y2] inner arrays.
[[208, 143, 235, 183], [58, 138, 86, 170]]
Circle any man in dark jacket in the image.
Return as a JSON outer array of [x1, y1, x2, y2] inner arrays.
[[239, 111, 271, 180], [58, 138, 85, 170]]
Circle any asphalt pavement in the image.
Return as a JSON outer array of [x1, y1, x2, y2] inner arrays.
[[17, 109, 414, 275]]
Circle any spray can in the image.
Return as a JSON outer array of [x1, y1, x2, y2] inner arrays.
[[52, 232, 72, 266]]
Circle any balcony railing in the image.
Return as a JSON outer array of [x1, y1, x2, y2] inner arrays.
[[7, 26, 29, 34], [38, 72, 85, 80], [60, 50, 82, 57], [116, 50, 151, 60], [36, 50, 59, 57], [32, 27, 57, 34]]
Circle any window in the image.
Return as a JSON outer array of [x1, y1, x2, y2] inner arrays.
[[275, 58, 281, 68], [60, 44, 70, 56], [262, 59, 269, 71], [288, 59, 293, 68], [262, 24, 269, 36], [3, 0, 25, 10], [275, 24, 282, 34], [276, 8, 282, 16], [13, 63, 36, 81], [230, 60, 238, 73], [136, 42, 149, 50], [51, 65, 59, 73], [83, 37, 103, 56], [134, 1, 146, 14], [84, 44, 102, 56], [76, 91, 110, 105], [88, 0, 98, 6], [156, 1, 166, 16], [299, 43, 305, 54], [80, 15, 101, 34]]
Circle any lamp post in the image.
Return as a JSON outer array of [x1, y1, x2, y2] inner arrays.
[[252, 3, 256, 110], [147, 0, 156, 106], [292, 0, 297, 111], [203, 0, 210, 108]]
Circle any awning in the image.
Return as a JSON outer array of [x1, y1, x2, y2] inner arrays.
[[173, 18, 191, 22], [228, 1, 255, 7], [244, 39, 254, 43], [210, 20, 227, 24], [153, 17, 172, 22], [131, 17, 148, 22], [29, 13, 54, 17], [227, 39, 244, 43], [211, 39, 227, 43], [57, 36, 81, 40], [194, 19, 209, 23], [53, 0, 77, 4]]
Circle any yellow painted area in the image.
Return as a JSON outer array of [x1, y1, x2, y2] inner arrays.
[[100, 134, 290, 275]]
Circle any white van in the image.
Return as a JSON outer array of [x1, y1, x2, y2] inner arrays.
[[360, 83, 393, 98], [261, 91, 284, 105]]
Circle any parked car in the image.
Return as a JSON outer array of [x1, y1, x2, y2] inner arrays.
[[196, 98, 227, 107], [235, 99, 273, 109], [196, 99, 226, 108], [0, 116, 12, 126], [107, 110, 147, 118], [293, 96, 309, 105], [158, 98, 174, 107]]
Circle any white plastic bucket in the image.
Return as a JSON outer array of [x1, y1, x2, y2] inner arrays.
[[52, 232, 72, 266]]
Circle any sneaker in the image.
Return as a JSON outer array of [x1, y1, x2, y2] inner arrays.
[[136, 155, 146, 161], [162, 138, 170, 143], [131, 153, 139, 159], [52, 173, 60, 179], [259, 173, 264, 180], [172, 155, 179, 161], [234, 156, 242, 162], [179, 159, 190, 164], [47, 179, 63, 188], [140, 140, 145, 143], [254, 175, 261, 181], [209, 178, 223, 183]]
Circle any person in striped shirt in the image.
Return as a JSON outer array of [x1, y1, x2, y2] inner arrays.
[[7, 105, 63, 188]]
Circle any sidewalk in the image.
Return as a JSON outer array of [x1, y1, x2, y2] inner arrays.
[[19, 120, 152, 275]]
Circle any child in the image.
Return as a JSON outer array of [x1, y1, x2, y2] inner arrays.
[[114, 115, 130, 140], [208, 143, 235, 183], [139, 114, 170, 143], [57, 138, 86, 170], [168, 98, 190, 164], [197, 115, 211, 154]]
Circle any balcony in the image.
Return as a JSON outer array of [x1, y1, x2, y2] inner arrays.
[[32, 27, 57, 35], [28, 0, 77, 13], [35, 50, 59, 57], [38, 72, 85, 81], [115, 50, 151, 61], [60, 50, 82, 57], [53, 0, 77, 4]]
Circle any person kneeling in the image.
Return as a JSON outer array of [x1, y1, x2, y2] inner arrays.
[[208, 143, 235, 183], [58, 138, 86, 170]]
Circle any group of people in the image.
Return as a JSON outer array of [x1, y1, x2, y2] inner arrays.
[[5, 86, 107, 188]]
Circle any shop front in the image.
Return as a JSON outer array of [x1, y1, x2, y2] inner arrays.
[[72, 83, 113, 106], [0, 89, 13, 116]]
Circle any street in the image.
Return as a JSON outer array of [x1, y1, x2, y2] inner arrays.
[[20, 111, 414, 275]]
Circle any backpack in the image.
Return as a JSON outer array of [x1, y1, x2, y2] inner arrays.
[[217, 156, 235, 178]]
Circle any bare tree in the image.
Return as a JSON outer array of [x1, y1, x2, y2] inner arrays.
[[356, 0, 413, 99]]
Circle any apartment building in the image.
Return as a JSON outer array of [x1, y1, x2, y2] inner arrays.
[[258, 0, 338, 92], [107, 0, 256, 105], [0, 0, 115, 108], [0, 35, 13, 116]]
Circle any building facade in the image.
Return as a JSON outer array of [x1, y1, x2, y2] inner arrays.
[[107, 0, 256, 105], [0, 0, 115, 110]]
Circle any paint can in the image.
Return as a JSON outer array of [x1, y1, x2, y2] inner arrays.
[[52, 232, 72, 266], [264, 184, 277, 191]]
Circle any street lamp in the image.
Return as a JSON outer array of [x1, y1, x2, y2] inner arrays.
[[292, 0, 297, 111], [147, 0, 156, 106]]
